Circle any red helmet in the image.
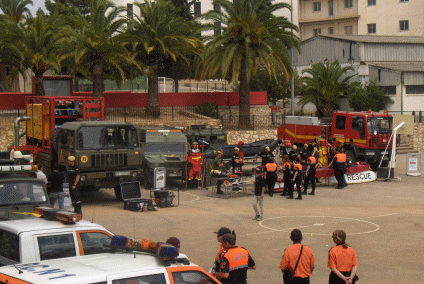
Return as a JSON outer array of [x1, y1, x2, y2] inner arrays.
[[238, 141, 244, 148]]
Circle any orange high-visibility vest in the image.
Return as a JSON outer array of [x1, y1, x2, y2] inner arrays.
[[223, 246, 249, 271], [308, 156, 317, 164], [266, 163, 277, 172], [294, 163, 302, 171], [335, 153, 347, 162]]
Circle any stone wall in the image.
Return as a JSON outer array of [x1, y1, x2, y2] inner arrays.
[[0, 125, 26, 152], [218, 105, 271, 117], [228, 129, 277, 144], [403, 123, 424, 152]]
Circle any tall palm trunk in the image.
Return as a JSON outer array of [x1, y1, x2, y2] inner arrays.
[[146, 63, 160, 118], [93, 62, 103, 97], [34, 72, 45, 96], [238, 56, 251, 129]]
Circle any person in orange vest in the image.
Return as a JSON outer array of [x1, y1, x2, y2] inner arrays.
[[329, 147, 348, 189], [186, 142, 203, 188], [302, 151, 317, 195], [213, 233, 256, 283], [265, 158, 278, 197], [290, 157, 303, 200], [280, 229, 316, 284], [213, 227, 235, 273], [280, 155, 293, 197]]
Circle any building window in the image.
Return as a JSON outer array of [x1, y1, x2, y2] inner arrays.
[[328, 27, 334, 34], [344, 26, 353, 35], [313, 2, 321, 12], [194, 2, 201, 15], [399, 20, 409, 31], [368, 0, 376, 5], [345, 0, 353, 8], [313, 28, 322, 36], [383, 86, 397, 95], [127, 3, 133, 17], [400, 0, 409, 2], [367, 23, 376, 34], [406, 85, 424, 94], [328, 1, 334, 16]]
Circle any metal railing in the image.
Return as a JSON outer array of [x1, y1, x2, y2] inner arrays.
[[220, 113, 284, 130]]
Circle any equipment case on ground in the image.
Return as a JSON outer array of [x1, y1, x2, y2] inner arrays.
[[120, 181, 153, 212]]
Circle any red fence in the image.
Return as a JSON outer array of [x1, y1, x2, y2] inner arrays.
[[0, 91, 267, 110]]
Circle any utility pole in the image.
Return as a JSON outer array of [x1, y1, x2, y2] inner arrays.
[[290, 0, 295, 116]]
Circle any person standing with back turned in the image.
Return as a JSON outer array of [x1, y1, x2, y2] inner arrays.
[[280, 229, 315, 284], [328, 230, 358, 284], [67, 156, 82, 215]]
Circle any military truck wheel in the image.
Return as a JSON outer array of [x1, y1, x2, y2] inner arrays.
[[143, 168, 154, 189], [51, 131, 60, 154], [345, 150, 357, 164], [114, 186, 123, 201]]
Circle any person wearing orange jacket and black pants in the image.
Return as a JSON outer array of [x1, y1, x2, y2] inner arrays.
[[329, 148, 347, 189], [328, 230, 358, 284], [302, 153, 317, 195], [265, 158, 278, 197], [213, 233, 256, 284], [290, 158, 303, 200], [280, 229, 316, 284]]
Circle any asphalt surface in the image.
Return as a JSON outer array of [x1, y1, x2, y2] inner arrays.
[[81, 154, 424, 284]]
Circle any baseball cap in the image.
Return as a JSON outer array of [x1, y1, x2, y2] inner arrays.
[[214, 227, 231, 237], [68, 156, 76, 162]]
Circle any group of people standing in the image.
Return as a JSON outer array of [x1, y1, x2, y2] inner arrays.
[[210, 226, 358, 284], [35, 155, 82, 215]]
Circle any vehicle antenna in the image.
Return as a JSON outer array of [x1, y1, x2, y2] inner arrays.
[[6, 258, 23, 274]]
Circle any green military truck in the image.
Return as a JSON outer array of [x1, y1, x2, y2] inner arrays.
[[0, 159, 51, 221], [181, 125, 228, 145], [39, 121, 143, 200], [137, 127, 189, 189]]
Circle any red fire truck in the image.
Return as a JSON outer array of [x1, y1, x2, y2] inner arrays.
[[277, 111, 393, 168]]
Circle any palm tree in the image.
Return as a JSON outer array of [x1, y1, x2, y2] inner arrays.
[[18, 9, 68, 96], [0, 0, 32, 92], [300, 60, 355, 117], [0, 0, 32, 23], [198, 0, 300, 129], [126, 0, 203, 117], [67, 0, 141, 97]]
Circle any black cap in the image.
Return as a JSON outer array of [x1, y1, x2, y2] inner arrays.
[[214, 227, 231, 237]]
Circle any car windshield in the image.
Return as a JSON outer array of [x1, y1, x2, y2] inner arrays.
[[367, 117, 392, 134], [144, 144, 185, 153], [0, 181, 48, 206], [77, 126, 139, 150]]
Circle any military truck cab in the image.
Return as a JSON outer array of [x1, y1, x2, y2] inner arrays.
[[138, 127, 188, 189], [54, 121, 143, 199]]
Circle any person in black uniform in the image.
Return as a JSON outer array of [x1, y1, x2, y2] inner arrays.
[[303, 152, 317, 195], [280, 155, 293, 197], [257, 146, 274, 167], [288, 145, 298, 164], [328, 148, 347, 189], [67, 156, 82, 214], [291, 157, 303, 200]]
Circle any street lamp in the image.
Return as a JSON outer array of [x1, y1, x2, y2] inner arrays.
[[290, 0, 295, 116]]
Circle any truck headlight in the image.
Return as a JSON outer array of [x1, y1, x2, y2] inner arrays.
[[80, 175, 86, 181], [131, 171, 138, 177]]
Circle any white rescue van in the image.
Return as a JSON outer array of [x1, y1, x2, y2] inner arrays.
[[0, 235, 222, 284]]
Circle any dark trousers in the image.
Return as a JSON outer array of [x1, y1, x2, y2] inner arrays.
[[212, 174, 224, 193], [304, 169, 316, 192], [329, 271, 357, 284], [294, 177, 302, 197], [294, 277, 310, 284], [266, 173, 277, 196], [283, 175, 292, 196], [70, 184, 82, 215]]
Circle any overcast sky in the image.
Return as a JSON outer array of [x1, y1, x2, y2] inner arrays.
[[29, 0, 47, 15]]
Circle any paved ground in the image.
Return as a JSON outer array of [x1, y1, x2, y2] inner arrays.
[[82, 154, 424, 284]]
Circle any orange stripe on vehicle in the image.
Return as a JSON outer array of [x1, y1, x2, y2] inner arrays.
[[0, 274, 32, 284]]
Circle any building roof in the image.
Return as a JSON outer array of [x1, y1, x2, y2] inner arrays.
[[367, 62, 424, 72], [318, 35, 424, 44]]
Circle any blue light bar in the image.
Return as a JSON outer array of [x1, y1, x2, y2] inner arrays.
[[110, 236, 179, 261]]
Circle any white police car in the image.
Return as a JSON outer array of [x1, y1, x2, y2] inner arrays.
[[0, 207, 113, 267], [0, 235, 222, 284]]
